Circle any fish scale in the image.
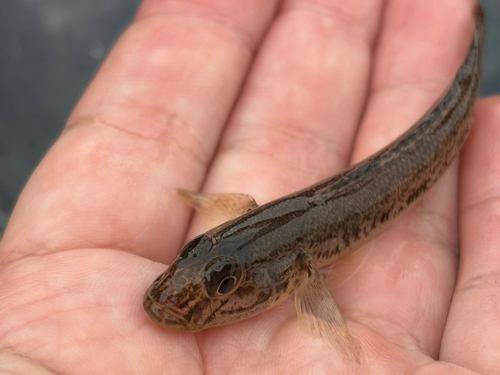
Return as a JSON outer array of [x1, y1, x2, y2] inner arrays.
[[144, 4, 484, 362]]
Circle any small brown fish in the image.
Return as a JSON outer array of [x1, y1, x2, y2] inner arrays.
[[143, 4, 484, 362]]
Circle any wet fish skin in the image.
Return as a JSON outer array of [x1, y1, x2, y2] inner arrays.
[[143, 3, 484, 360]]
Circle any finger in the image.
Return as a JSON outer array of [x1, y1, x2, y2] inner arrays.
[[0, 0, 278, 264], [185, 0, 384, 364], [188, 0, 383, 237], [340, 0, 476, 357], [441, 97, 500, 373]]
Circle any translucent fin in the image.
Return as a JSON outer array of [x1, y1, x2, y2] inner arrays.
[[294, 255, 362, 363], [176, 189, 258, 227]]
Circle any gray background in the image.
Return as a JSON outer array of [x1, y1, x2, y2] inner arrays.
[[1, 0, 499, 234]]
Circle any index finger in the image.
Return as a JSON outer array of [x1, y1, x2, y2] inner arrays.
[[0, 0, 278, 264]]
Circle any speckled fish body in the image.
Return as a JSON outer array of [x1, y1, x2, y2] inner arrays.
[[143, 4, 484, 361]]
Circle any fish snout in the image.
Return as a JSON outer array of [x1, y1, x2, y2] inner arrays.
[[143, 290, 196, 331]]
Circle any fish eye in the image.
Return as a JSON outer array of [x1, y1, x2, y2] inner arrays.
[[217, 276, 236, 295], [204, 256, 243, 298]]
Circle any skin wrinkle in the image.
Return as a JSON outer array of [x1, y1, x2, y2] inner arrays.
[[369, 82, 454, 107], [325, 249, 370, 290], [2, 298, 102, 341], [68, 114, 208, 172], [0, 351, 59, 375], [112, 224, 152, 253], [460, 191, 500, 217], [220, 120, 348, 179], [218, 122, 344, 185], [355, 310, 424, 355], [1, 235, 47, 263], [456, 271, 500, 297], [26, 226, 138, 259], [1, 313, 64, 348], [398, 205, 457, 251], [30, 228, 102, 258]]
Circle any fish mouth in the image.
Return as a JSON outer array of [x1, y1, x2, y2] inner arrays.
[[143, 292, 198, 331]]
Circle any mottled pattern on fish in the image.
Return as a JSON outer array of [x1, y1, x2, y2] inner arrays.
[[204, 5, 484, 269], [144, 5, 484, 348]]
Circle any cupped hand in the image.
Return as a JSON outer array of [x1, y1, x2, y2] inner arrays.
[[1, 0, 499, 374]]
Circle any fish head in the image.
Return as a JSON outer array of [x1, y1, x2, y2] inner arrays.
[[143, 234, 280, 331]]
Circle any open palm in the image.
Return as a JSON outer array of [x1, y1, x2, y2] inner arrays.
[[1, 1, 499, 374]]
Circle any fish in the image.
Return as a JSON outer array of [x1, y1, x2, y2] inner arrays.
[[143, 4, 484, 362]]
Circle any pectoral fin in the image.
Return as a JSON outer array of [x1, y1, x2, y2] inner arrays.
[[176, 189, 258, 227], [294, 254, 362, 363]]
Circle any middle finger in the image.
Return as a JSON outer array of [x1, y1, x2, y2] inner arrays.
[[189, 0, 383, 238]]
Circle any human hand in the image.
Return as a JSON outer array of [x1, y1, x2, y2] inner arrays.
[[1, 0, 499, 374]]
